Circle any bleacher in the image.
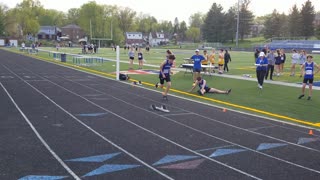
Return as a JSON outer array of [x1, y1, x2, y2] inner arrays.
[[262, 40, 320, 52]]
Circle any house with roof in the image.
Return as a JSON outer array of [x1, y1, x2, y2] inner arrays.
[[61, 24, 85, 42], [37, 26, 61, 40], [125, 32, 145, 47], [148, 32, 169, 47]]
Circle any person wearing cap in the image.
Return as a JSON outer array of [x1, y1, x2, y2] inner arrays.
[[298, 55, 320, 100], [190, 49, 205, 83], [155, 54, 176, 100], [255, 52, 268, 89], [290, 49, 300, 76], [189, 76, 231, 96]]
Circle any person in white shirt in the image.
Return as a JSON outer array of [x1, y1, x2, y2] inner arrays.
[[290, 49, 299, 76]]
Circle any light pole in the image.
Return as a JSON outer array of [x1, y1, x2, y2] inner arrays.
[[236, 0, 240, 47]]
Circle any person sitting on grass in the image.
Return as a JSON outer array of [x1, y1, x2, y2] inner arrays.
[[189, 77, 231, 96]]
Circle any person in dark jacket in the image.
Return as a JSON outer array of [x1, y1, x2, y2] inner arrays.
[[224, 50, 231, 72]]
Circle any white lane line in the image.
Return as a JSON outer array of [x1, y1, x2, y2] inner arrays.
[[3, 65, 174, 180], [0, 82, 80, 180], [101, 93, 320, 174], [196, 145, 236, 152], [247, 125, 277, 131], [29, 70, 262, 179], [51, 72, 320, 173], [161, 112, 195, 117]]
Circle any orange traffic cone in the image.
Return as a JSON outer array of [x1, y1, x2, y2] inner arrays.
[[309, 129, 314, 135]]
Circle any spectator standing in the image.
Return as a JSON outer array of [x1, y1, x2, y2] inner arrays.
[[280, 49, 286, 74], [265, 50, 275, 80], [224, 50, 231, 72], [290, 49, 300, 76], [255, 52, 268, 89], [190, 49, 205, 83], [137, 48, 144, 69], [128, 46, 135, 70]]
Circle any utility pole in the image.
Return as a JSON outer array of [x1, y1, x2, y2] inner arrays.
[[236, 0, 240, 47]]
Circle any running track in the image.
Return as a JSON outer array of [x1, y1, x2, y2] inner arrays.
[[1, 49, 320, 180]]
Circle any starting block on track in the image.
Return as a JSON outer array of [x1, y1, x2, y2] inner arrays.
[[150, 104, 170, 113]]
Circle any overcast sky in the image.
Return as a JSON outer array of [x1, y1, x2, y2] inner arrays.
[[1, 0, 319, 23]]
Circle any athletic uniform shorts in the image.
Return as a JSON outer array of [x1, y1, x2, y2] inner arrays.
[[159, 74, 171, 84], [129, 57, 134, 60], [303, 78, 313, 84], [138, 58, 143, 61], [193, 68, 201, 73], [204, 87, 211, 93]]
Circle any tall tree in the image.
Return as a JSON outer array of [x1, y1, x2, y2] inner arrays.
[[78, 2, 105, 39], [300, 0, 315, 39], [0, 4, 8, 36], [178, 21, 187, 41], [158, 20, 173, 34], [38, 9, 66, 26], [189, 12, 204, 28], [224, 7, 237, 42], [136, 14, 158, 33], [288, 4, 302, 37], [67, 8, 80, 25], [186, 27, 200, 42], [315, 24, 320, 39], [263, 10, 282, 39], [14, 0, 44, 38], [173, 17, 179, 34], [238, 0, 254, 40], [202, 3, 225, 42], [117, 7, 136, 34]]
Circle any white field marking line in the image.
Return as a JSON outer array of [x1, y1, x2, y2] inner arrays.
[[28, 72, 263, 180], [0, 82, 80, 180], [29, 54, 320, 132], [99, 83, 320, 152], [15, 55, 320, 137], [96, 93, 320, 174], [196, 145, 236, 153], [49, 71, 320, 153], [161, 112, 196, 117], [2, 65, 174, 180], [105, 95, 320, 174]]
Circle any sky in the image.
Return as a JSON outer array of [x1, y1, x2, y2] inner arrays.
[[2, 0, 319, 24]]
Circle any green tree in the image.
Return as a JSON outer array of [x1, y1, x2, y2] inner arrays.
[[224, 7, 237, 42], [117, 7, 136, 34], [186, 27, 200, 42], [238, 0, 254, 40], [300, 0, 315, 39], [288, 4, 302, 37], [178, 21, 187, 41], [38, 9, 66, 26], [189, 12, 204, 28], [315, 24, 320, 39], [66, 8, 80, 25], [0, 4, 8, 36], [158, 21, 173, 34], [263, 10, 282, 39], [136, 14, 158, 33], [14, 0, 44, 38], [202, 3, 225, 42]]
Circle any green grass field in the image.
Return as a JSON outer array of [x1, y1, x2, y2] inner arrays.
[[7, 47, 320, 127]]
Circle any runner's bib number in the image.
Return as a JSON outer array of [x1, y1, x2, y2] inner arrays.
[[163, 69, 169, 74], [306, 70, 313, 75]]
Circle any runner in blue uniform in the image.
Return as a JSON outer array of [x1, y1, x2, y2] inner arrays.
[[190, 49, 205, 83], [189, 77, 231, 96], [298, 55, 320, 100], [155, 54, 176, 100]]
